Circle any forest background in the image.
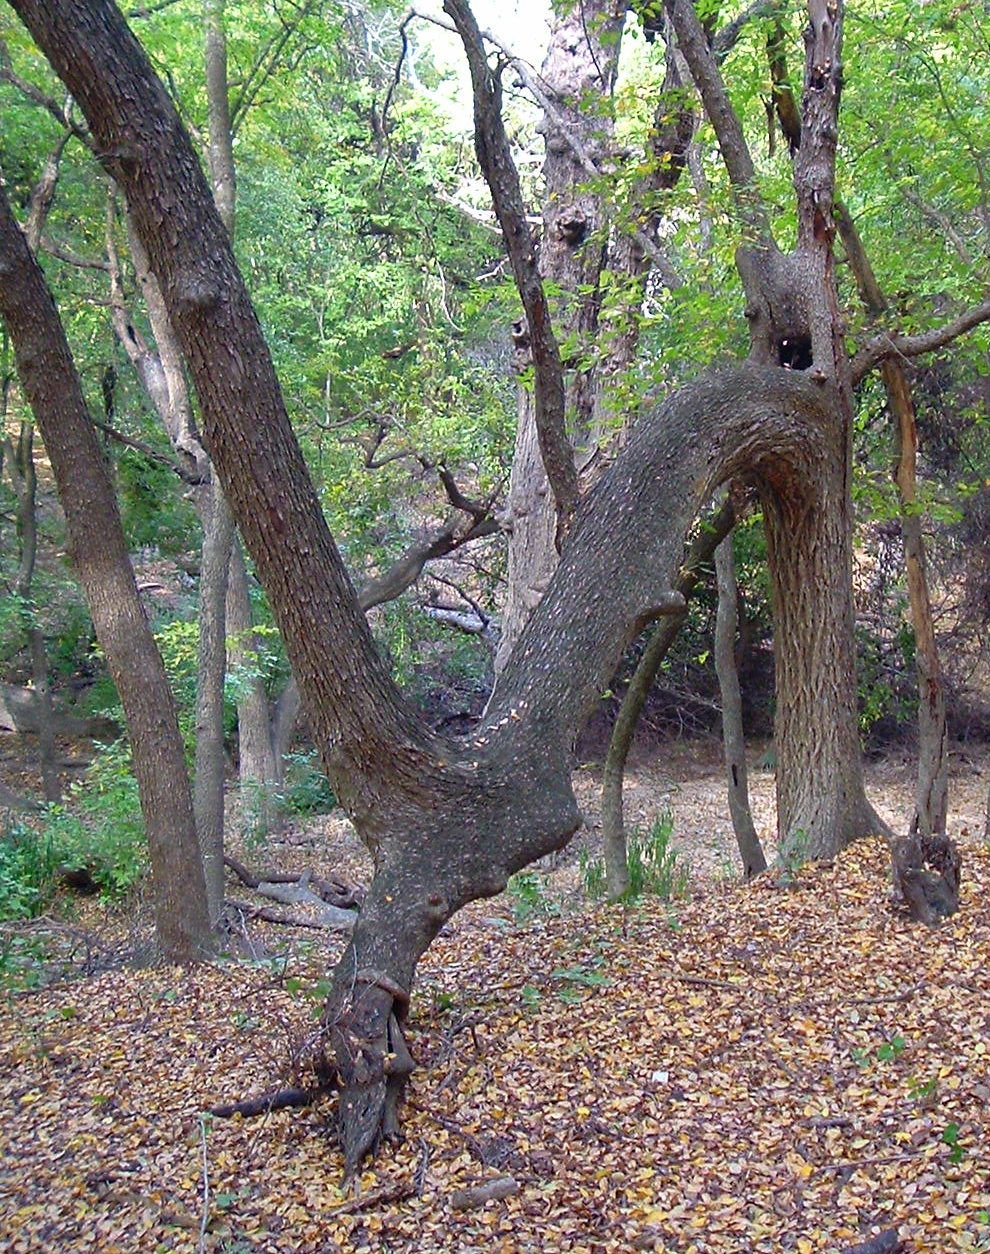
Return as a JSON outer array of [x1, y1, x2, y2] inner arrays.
[[1, 0, 990, 1249]]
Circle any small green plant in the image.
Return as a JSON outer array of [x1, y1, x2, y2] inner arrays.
[[520, 984, 542, 1013], [551, 958, 609, 1004], [0, 820, 58, 919], [281, 750, 336, 816], [581, 811, 689, 903], [506, 870, 558, 923], [942, 1121, 965, 1164], [578, 848, 606, 898]]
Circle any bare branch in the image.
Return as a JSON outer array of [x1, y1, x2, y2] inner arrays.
[[89, 416, 208, 485], [850, 298, 990, 385], [0, 41, 90, 147], [900, 186, 973, 267], [665, 0, 771, 242]]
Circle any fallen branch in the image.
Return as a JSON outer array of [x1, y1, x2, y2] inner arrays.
[[226, 898, 354, 932], [329, 1182, 417, 1215], [838, 1231, 903, 1254], [208, 1085, 324, 1119], [449, 1175, 519, 1211]]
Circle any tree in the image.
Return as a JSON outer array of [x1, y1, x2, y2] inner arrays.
[[9, 0, 990, 1175], [0, 174, 212, 962]]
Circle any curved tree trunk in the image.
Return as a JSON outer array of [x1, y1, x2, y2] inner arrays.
[[714, 533, 766, 878], [0, 177, 212, 962]]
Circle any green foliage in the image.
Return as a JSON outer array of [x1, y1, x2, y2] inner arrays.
[[279, 749, 336, 816], [42, 741, 148, 899], [0, 743, 146, 928], [116, 448, 197, 554], [0, 818, 57, 920], [582, 812, 689, 903], [506, 870, 559, 924]]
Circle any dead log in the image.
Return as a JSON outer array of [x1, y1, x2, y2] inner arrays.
[[224, 853, 364, 907]]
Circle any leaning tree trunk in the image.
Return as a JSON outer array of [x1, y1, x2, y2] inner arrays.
[[495, 0, 626, 670], [714, 533, 766, 878], [0, 177, 212, 962]]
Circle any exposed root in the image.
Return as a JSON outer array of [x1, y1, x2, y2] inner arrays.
[[327, 977, 414, 1180]]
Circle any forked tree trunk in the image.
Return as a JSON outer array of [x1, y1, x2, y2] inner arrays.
[[0, 178, 212, 962]]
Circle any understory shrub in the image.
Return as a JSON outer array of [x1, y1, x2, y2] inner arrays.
[[581, 810, 689, 903]]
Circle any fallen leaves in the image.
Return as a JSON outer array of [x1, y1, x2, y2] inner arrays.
[[1, 816, 989, 1251]]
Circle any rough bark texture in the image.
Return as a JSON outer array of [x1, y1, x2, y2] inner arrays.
[[714, 534, 766, 879], [0, 175, 212, 962]]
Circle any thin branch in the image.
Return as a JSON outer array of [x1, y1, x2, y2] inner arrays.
[[442, 0, 579, 536], [851, 298, 990, 384], [665, 0, 771, 242], [90, 416, 208, 485], [0, 41, 91, 148], [900, 186, 973, 267], [38, 236, 110, 272]]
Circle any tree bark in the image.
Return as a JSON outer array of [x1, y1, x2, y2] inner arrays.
[[193, 476, 235, 920], [477, 0, 626, 670], [0, 176, 212, 962], [714, 533, 766, 878]]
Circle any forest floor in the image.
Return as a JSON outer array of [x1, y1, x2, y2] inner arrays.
[[1, 744, 989, 1253]]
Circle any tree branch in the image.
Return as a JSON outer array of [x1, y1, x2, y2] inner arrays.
[[442, 0, 579, 538], [850, 298, 990, 385], [665, 0, 771, 242]]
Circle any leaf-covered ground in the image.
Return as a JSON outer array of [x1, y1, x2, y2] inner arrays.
[[2, 759, 989, 1253]]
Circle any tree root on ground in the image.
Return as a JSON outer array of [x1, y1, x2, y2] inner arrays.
[[890, 832, 961, 925]]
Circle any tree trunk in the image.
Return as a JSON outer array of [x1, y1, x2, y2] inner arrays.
[[226, 540, 280, 828], [193, 477, 235, 920], [4, 418, 61, 802], [835, 202, 949, 838], [714, 533, 765, 878], [0, 176, 212, 962], [494, 0, 626, 670], [601, 500, 734, 898]]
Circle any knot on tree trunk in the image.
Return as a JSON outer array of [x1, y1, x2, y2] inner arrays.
[[890, 832, 961, 926]]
